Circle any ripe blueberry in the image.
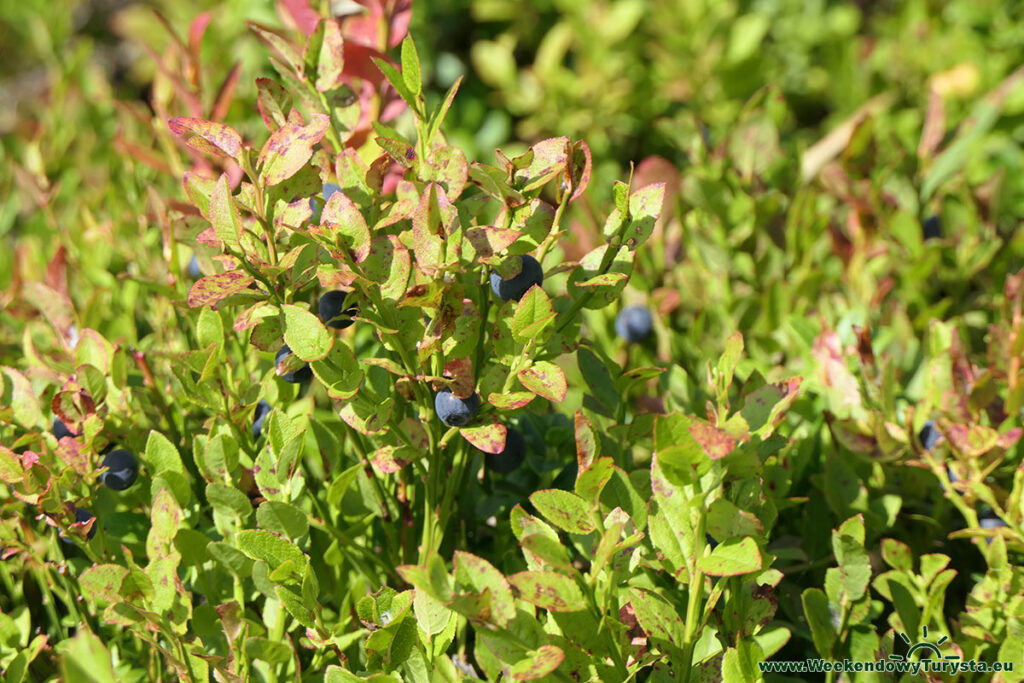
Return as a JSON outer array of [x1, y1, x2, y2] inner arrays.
[[61, 508, 97, 544], [615, 306, 653, 343], [100, 449, 139, 491], [979, 515, 1007, 530], [53, 418, 77, 440], [187, 255, 203, 279], [490, 255, 544, 302], [485, 428, 526, 474], [275, 345, 312, 384], [434, 389, 480, 427], [252, 400, 271, 439], [318, 290, 356, 330], [919, 420, 942, 451], [922, 215, 942, 240], [706, 533, 719, 550]]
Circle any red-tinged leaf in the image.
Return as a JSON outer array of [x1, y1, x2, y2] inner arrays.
[[248, 22, 302, 71], [568, 140, 592, 200], [466, 226, 521, 259], [689, 422, 736, 460], [281, 0, 319, 36], [209, 175, 243, 251], [518, 362, 568, 402], [443, 357, 475, 399], [508, 645, 565, 681], [195, 227, 221, 248], [257, 113, 329, 186], [529, 489, 595, 535], [168, 118, 243, 161], [256, 78, 293, 131], [306, 18, 345, 92], [515, 137, 570, 192], [998, 427, 1023, 450], [188, 12, 213, 73], [56, 437, 89, 477], [488, 392, 535, 410], [321, 191, 370, 263], [187, 271, 254, 308], [0, 446, 22, 485], [575, 272, 629, 288], [574, 411, 598, 470], [508, 572, 585, 612], [388, 0, 413, 48], [233, 302, 278, 331], [461, 422, 507, 454], [400, 417, 429, 449], [370, 445, 414, 474], [362, 235, 412, 301]]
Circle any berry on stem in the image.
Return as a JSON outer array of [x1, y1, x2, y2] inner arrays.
[[318, 290, 357, 330], [919, 420, 942, 451], [100, 449, 139, 491], [53, 418, 77, 440], [434, 389, 481, 427], [615, 306, 653, 343], [490, 255, 544, 302]]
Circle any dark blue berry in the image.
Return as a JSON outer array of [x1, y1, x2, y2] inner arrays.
[[53, 418, 77, 440], [490, 255, 544, 302], [100, 449, 138, 491], [922, 215, 942, 240], [615, 306, 653, 343], [252, 400, 271, 439], [706, 533, 719, 550], [318, 290, 356, 330], [919, 420, 942, 451], [311, 183, 342, 223], [434, 389, 481, 427], [275, 345, 312, 384], [485, 428, 526, 474]]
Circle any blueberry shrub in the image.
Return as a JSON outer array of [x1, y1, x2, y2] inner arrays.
[[2, 1, 1024, 682]]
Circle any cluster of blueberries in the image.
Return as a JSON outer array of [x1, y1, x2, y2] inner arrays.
[[53, 418, 139, 543], [919, 419, 1008, 537]]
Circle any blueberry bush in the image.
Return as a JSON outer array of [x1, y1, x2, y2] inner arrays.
[[2, 1, 1024, 682]]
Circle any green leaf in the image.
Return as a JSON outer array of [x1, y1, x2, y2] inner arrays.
[[58, 629, 118, 683], [696, 537, 763, 577], [206, 483, 253, 519], [197, 307, 225, 352], [628, 587, 685, 646], [373, 57, 417, 109], [257, 501, 309, 541], [452, 551, 516, 627], [282, 304, 333, 361], [400, 35, 422, 97], [256, 77, 292, 129], [311, 341, 363, 399], [209, 175, 243, 251], [801, 588, 836, 658], [832, 533, 871, 601], [529, 489, 595, 534], [235, 529, 305, 568], [512, 285, 555, 343], [705, 499, 763, 541], [79, 565, 129, 606], [508, 572, 584, 612], [276, 586, 316, 628], [145, 430, 184, 475]]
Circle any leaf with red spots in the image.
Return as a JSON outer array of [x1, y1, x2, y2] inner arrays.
[[303, 18, 345, 92], [370, 444, 417, 474], [256, 78, 292, 131], [168, 117, 243, 161], [514, 137, 569, 192], [508, 571, 584, 612], [443, 356, 475, 399], [689, 422, 736, 460], [507, 644, 565, 681], [488, 392, 535, 410], [568, 139, 592, 200], [529, 489, 595, 535], [209, 175, 243, 251], [320, 191, 370, 263], [574, 411, 599, 470], [187, 271, 255, 308], [257, 113, 329, 186], [518, 362, 567, 402], [465, 226, 521, 262], [461, 421, 507, 454]]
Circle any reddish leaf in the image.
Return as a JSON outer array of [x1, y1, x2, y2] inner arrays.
[[568, 140, 592, 200], [321, 191, 370, 263], [518, 362, 568, 402], [574, 411, 598, 470], [257, 113, 330, 186], [370, 445, 413, 474], [466, 226, 521, 260], [443, 357, 475, 399], [168, 118, 243, 161], [256, 78, 293, 131], [461, 422, 507, 454], [187, 271, 255, 308], [281, 0, 320, 35], [688, 423, 736, 460]]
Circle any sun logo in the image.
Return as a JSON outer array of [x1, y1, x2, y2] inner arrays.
[[892, 626, 961, 662]]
